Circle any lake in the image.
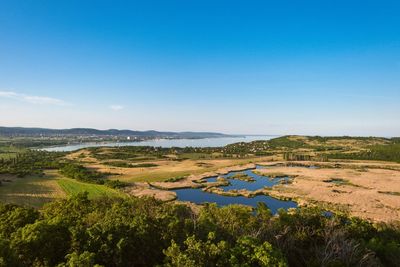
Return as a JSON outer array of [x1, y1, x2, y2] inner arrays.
[[207, 167, 291, 192], [173, 165, 297, 213], [42, 135, 277, 152]]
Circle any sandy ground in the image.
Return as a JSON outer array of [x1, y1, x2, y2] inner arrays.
[[255, 161, 400, 222], [123, 182, 177, 202], [132, 160, 400, 222]]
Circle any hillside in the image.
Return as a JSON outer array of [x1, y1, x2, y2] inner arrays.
[[0, 126, 233, 139]]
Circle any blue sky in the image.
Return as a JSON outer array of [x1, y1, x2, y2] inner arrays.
[[0, 1, 399, 136]]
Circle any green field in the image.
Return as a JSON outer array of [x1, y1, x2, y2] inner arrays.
[[0, 170, 126, 208], [0, 174, 65, 207], [57, 178, 125, 198]]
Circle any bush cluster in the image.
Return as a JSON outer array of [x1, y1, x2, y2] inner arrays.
[[0, 195, 399, 266]]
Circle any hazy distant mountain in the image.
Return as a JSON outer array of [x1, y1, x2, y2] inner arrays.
[[0, 126, 234, 139]]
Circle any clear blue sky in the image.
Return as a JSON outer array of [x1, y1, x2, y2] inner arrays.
[[0, 1, 399, 136]]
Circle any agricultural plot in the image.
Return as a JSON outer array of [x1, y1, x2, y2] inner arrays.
[[57, 178, 125, 198], [0, 172, 65, 207]]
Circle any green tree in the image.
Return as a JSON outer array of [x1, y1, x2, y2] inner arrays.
[[10, 221, 71, 266]]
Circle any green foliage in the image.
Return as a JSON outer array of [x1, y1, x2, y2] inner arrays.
[[60, 163, 106, 184], [164, 233, 229, 267], [103, 161, 133, 168], [165, 176, 186, 182], [229, 237, 288, 267], [0, 196, 398, 266], [328, 143, 400, 163], [104, 161, 159, 168], [103, 179, 128, 189], [0, 204, 39, 239], [59, 251, 99, 267], [164, 234, 287, 267], [0, 150, 64, 177], [59, 163, 128, 191], [10, 220, 71, 266], [132, 163, 159, 168]]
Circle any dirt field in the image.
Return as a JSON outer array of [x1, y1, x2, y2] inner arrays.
[[255, 161, 400, 222]]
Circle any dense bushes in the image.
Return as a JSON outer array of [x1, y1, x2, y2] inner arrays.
[[60, 162, 128, 188], [0, 150, 64, 177], [59, 163, 106, 183], [0, 195, 399, 266], [104, 161, 158, 168], [328, 143, 400, 163]]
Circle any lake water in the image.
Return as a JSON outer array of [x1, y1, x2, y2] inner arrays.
[[173, 189, 297, 214], [42, 135, 277, 152], [205, 168, 291, 192], [173, 165, 297, 213]]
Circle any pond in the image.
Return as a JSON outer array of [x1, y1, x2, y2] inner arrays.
[[173, 165, 297, 213], [205, 168, 291, 192], [173, 189, 297, 214]]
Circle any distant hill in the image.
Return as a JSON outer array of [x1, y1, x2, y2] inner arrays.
[[0, 126, 234, 139]]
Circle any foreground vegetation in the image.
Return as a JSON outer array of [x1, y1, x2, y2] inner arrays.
[[0, 194, 399, 267]]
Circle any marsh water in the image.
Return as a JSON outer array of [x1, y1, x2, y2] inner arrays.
[[173, 165, 297, 213], [205, 166, 291, 192], [42, 135, 277, 152]]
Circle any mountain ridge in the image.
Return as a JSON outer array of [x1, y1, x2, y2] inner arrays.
[[0, 126, 235, 139]]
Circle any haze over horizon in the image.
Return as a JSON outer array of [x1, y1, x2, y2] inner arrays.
[[1, 1, 399, 136]]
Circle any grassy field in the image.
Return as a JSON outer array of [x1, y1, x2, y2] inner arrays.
[[0, 170, 125, 207], [0, 172, 65, 208], [57, 178, 125, 198], [103, 157, 274, 182]]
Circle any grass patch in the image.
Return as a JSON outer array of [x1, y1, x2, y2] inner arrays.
[[252, 170, 289, 178], [104, 161, 135, 168], [378, 191, 400, 196], [230, 172, 255, 182], [323, 178, 366, 188], [165, 176, 186, 182], [0, 173, 65, 208], [132, 163, 159, 168], [196, 162, 214, 168], [57, 178, 124, 199], [104, 161, 159, 168], [177, 153, 215, 160]]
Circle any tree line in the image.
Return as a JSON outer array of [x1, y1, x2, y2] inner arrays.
[[0, 194, 399, 266]]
